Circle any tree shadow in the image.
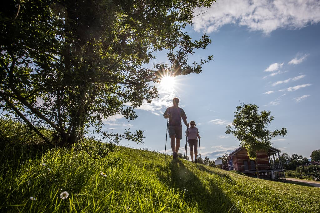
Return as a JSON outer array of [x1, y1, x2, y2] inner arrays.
[[156, 159, 239, 212], [195, 164, 237, 186], [0, 142, 53, 179]]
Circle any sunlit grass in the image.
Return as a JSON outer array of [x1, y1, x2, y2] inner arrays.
[[1, 129, 320, 212]]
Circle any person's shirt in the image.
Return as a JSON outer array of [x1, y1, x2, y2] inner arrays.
[[163, 106, 187, 126], [187, 127, 199, 140]]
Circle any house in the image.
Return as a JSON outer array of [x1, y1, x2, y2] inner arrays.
[[228, 146, 285, 180]]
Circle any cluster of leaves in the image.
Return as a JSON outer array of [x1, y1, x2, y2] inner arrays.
[[226, 103, 287, 159], [200, 156, 215, 167], [0, 0, 214, 146], [279, 153, 309, 170], [286, 165, 320, 181], [310, 149, 320, 162]]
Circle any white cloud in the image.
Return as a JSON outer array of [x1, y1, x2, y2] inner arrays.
[[269, 100, 280, 106], [272, 74, 305, 86], [265, 62, 284, 72], [103, 114, 134, 127], [288, 54, 309, 65], [218, 135, 229, 139], [264, 91, 274, 94], [137, 93, 173, 114], [209, 119, 231, 126], [294, 94, 310, 102], [263, 70, 282, 79], [193, 0, 320, 34], [272, 78, 291, 86], [211, 145, 238, 152], [292, 75, 305, 81], [267, 93, 286, 106], [106, 114, 123, 122], [272, 138, 286, 142], [270, 71, 281, 76], [199, 145, 239, 160], [281, 83, 312, 92]]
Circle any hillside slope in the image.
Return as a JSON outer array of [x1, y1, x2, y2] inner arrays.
[[1, 144, 319, 212]]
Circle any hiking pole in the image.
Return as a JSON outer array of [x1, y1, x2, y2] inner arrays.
[[198, 137, 200, 161], [165, 120, 168, 152], [185, 126, 188, 159]]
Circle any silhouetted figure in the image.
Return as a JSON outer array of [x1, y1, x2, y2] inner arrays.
[[164, 98, 188, 159], [186, 120, 201, 163]]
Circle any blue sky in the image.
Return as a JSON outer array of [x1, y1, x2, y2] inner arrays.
[[104, 0, 320, 160]]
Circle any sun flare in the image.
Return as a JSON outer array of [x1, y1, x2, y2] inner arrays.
[[160, 75, 176, 92]]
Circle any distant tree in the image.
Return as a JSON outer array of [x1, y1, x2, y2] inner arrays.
[[310, 149, 320, 162], [0, 0, 214, 146], [279, 153, 291, 168], [226, 103, 287, 176], [204, 156, 210, 165], [197, 154, 204, 164], [208, 160, 215, 167], [216, 153, 228, 170], [279, 153, 309, 170]]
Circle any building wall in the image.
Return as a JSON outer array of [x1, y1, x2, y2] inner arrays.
[[231, 148, 270, 172]]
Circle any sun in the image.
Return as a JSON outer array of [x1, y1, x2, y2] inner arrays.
[[160, 75, 176, 92]]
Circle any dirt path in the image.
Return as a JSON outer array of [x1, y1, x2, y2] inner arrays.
[[285, 178, 320, 187]]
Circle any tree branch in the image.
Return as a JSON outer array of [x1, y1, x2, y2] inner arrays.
[[0, 93, 51, 144]]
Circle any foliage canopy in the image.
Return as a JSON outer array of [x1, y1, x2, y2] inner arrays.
[[226, 103, 287, 159], [311, 149, 320, 162], [0, 0, 214, 146]]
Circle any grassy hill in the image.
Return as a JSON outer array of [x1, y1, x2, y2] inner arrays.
[[1, 139, 319, 213]]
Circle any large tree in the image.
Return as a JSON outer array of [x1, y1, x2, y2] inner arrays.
[[310, 149, 320, 162], [226, 103, 287, 175], [0, 0, 214, 146]]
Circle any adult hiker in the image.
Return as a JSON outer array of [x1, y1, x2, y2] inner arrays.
[[186, 120, 201, 163], [163, 97, 188, 159]]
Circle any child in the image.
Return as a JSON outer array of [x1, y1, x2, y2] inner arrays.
[[186, 120, 200, 163]]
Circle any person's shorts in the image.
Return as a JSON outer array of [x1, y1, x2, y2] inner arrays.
[[188, 139, 198, 153], [168, 125, 182, 139]]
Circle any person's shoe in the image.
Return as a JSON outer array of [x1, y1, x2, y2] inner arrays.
[[195, 159, 197, 163]]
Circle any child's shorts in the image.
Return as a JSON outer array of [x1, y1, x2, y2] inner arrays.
[[188, 139, 198, 153]]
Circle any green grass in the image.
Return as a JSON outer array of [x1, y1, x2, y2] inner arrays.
[[1, 140, 320, 213]]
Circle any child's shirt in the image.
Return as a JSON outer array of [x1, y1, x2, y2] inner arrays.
[[187, 127, 199, 140]]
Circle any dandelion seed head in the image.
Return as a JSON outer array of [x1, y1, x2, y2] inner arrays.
[[100, 172, 107, 177], [60, 191, 69, 199]]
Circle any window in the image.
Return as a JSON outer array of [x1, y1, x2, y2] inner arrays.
[[243, 160, 248, 170], [250, 160, 256, 170]]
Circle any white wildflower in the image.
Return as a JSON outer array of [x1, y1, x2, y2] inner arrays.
[[41, 163, 46, 166], [60, 191, 69, 199], [30, 197, 37, 201], [100, 172, 107, 177]]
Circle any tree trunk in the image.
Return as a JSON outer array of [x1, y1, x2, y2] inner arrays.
[[255, 154, 260, 178]]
